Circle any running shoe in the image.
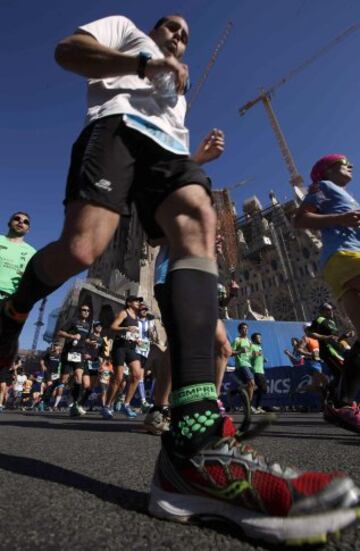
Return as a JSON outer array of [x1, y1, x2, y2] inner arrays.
[[122, 404, 137, 418], [141, 401, 152, 414], [114, 394, 125, 412], [101, 406, 113, 420], [324, 403, 360, 433], [77, 404, 87, 416], [144, 409, 170, 435], [250, 406, 259, 415], [149, 416, 360, 545], [69, 403, 83, 417]]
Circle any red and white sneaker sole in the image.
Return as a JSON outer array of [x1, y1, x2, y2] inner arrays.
[[324, 409, 360, 434], [149, 474, 360, 546]]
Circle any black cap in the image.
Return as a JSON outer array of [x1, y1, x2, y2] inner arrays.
[[125, 295, 143, 306], [93, 320, 102, 327], [320, 302, 334, 311]]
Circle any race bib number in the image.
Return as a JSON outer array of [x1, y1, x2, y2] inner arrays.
[[136, 340, 150, 357], [67, 352, 82, 363], [125, 330, 138, 342], [88, 360, 100, 371]]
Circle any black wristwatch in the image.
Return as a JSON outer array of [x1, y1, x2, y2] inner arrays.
[[137, 51, 152, 79]]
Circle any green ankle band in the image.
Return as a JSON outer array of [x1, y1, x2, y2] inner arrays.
[[171, 383, 218, 408]]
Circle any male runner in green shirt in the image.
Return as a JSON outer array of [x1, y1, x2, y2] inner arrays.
[[231, 322, 255, 402], [0, 212, 36, 298], [250, 332, 267, 413], [0, 211, 36, 402]]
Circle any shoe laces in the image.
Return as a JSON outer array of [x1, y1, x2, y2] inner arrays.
[[213, 414, 296, 477]]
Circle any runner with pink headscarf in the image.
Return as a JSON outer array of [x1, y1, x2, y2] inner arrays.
[[295, 153, 360, 432]]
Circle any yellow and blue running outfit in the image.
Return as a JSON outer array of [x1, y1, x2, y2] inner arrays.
[[303, 179, 360, 298]]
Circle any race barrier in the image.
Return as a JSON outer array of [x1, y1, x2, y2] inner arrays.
[[222, 319, 328, 410], [220, 366, 324, 410]]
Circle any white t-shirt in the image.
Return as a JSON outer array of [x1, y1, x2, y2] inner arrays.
[[78, 16, 189, 154], [14, 374, 27, 392]]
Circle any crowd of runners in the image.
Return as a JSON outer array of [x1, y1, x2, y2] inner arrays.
[[1, 11, 360, 547]]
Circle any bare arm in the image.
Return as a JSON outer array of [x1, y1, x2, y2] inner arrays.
[[307, 330, 338, 343], [110, 310, 128, 333], [39, 359, 47, 372], [55, 32, 139, 78], [192, 129, 224, 165], [294, 203, 360, 230], [57, 329, 81, 340], [284, 349, 300, 362], [55, 32, 188, 92]]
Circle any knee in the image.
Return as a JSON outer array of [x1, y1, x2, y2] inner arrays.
[[219, 341, 233, 360], [198, 201, 217, 231], [114, 375, 123, 386], [189, 201, 217, 235], [175, 199, 215, 235], [68, 237, 99, 269], [131, 369, 142, 384], [61, 235, 106, 270]]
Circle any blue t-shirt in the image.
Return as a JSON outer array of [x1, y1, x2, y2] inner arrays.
[[154, 245, 170, 286], [302, 180, 360, 265]]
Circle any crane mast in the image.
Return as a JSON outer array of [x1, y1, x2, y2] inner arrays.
[[31, 298, 47, 352], [261, 94, 305, 200], [187, 21, 233, 112], [239, 21, 360, 199]]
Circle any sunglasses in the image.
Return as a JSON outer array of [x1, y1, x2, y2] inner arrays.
[[12, 216, 30, 225], [81, 308, 90, 312], [330, 158, 352, 169]]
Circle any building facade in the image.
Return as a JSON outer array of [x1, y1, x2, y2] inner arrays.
[[214, 188, 349, 328]]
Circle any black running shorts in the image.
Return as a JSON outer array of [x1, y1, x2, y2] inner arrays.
[[112, 345, 139, 367], [61, 361, 84, 375], [254, 373, 267, 394], [0, 369, 12, 384], [64, 115, 211, 239]]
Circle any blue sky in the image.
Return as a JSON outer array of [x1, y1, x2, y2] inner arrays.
[[2, 0, 360, 349]]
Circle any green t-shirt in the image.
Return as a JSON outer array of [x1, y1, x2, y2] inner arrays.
[[232, 336, 252, 369], [251, 343, 265, 374], [0, 235, 36, 295]]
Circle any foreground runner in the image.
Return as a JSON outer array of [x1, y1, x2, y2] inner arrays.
[[0, 14, 358, 545], [145, 128, 230, 433], [295, 154, 360, 432]]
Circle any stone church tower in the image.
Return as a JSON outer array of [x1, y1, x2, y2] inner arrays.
[[214, 188, 349, 327]]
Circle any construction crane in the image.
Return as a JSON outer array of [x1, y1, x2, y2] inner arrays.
[[31, 298, 47, 352], [187, 21, 233, 112], [239, 21, 360, 200]]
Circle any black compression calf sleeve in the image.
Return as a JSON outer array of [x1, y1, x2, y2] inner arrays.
[[72, 382, 82, 403], [11, 256, 62, 313], [164, 259, 218, 391], [80, 388, 92, 407]]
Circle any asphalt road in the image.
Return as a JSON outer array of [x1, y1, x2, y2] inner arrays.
[[0, 410, 360, 551]]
